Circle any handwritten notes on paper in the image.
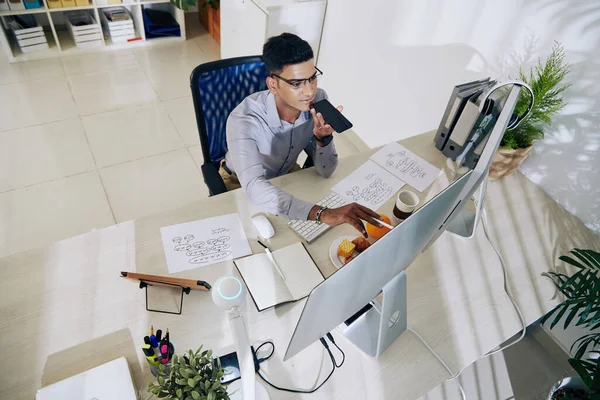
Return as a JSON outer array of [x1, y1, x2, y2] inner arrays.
[[160, 213, 252, 274], [370, 142, 441, 192], [331, 160, 405, 210]]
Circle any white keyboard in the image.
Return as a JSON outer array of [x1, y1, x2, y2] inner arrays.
[[287, 192, 347, 243]]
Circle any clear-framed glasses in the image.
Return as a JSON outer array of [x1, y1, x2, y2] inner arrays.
[[271, 67, 323, 89]]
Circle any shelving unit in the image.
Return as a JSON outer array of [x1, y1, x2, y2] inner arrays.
[[0, 0, 186, 62]]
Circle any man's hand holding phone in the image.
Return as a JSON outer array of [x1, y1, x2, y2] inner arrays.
[[311, 105, 343, 146]]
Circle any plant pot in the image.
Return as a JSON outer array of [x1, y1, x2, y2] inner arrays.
[[199, 1, 220, 44], [548, 377, 591, 400], [489, 145, 533, 181]]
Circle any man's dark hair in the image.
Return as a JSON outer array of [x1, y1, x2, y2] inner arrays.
[[262, 33, 314, 74]]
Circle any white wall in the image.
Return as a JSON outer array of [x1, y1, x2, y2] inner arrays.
[[317, 0, 600, 235]]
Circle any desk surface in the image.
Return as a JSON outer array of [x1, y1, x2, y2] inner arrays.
[[1, 131, 599, 400]]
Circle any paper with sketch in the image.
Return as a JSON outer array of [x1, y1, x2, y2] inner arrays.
[[370, 142, 441, 192], [331, 160, 405, 210], [160, 213, 251, 274]]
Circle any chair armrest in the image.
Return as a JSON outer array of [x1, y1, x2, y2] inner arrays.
[[201, 163, 228, 196], [302, 153, 314, 169]]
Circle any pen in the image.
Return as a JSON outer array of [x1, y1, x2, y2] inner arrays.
[[258, 241, 285, 280], [150, 335, 160, 356], [142, 344, 160, 366], [156, 329, 162, 342], [146, 355, 160, 366], [150, 325, 154, 336], [374, 218, 394, 230], [160, 343, 169, 360]]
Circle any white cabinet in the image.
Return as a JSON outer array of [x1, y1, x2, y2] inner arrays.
[[0, 0, 187, 63], [221, 0, 326, 62]]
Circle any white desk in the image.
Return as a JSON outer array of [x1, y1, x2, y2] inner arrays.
[[1, 131, 599, 400]]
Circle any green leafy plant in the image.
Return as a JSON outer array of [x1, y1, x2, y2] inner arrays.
[[501, 42, 571, 150], [541, 249, 600, 399], [148, 346, 229, 400], [169, 0, 219, 12]]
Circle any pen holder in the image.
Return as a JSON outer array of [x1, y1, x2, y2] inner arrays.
[[150, 342, 175, 377]]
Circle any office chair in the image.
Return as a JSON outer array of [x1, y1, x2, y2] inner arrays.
[[190, 56, 314, 196]]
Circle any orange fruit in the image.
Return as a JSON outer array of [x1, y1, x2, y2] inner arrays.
[[366, 214, 391, 240]]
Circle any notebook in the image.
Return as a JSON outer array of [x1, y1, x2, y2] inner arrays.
[[36, 357, 136, 400], [234, 242, 324, 311]]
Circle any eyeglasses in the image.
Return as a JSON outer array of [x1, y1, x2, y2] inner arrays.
[[271, 67, 323, 89]]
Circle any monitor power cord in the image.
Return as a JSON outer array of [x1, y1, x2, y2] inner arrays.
[[408, 201, 527, 400], [251, 333, 345, 394]]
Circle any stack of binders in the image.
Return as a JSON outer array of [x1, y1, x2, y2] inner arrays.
[[433, 78, 499, 167]]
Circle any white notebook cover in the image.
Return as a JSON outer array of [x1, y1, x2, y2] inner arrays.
[[36, 357, 137, 400]]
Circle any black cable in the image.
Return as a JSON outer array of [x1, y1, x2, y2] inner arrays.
[[251, 337, 342, 394], [325, 333, 345, 368]]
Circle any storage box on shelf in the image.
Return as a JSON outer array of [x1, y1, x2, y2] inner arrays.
[[46, 0, 60, 8], [142, 6, 180, 39], [66, 11, 102, 48], [3, 15, 49, 53], [96, 0, 122, 5], [23, 0, 41, 9], [7, 0, 25, 11], [99, 6, 135, 43]]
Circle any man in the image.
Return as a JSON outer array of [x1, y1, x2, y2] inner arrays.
[[222, 33, 382, 236]]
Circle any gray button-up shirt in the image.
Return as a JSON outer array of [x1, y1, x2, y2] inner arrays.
[[225, 88, 338, 220]]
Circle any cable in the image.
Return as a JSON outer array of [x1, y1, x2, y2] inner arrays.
[[478, 80, 534, 130], [252, 336, 344, 394], [477, 206, 527, 357], [406, 199, 528, 400], [326, 332, 345, 368], [408, 327, 467, 400]]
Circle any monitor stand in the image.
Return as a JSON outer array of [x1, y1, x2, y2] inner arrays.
[[445, 171, 488, 239], [336, 271, 407, 357]]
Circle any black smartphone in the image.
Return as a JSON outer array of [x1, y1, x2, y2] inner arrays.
[[214, 351, 241, 384], [311, 99, 353, 133]]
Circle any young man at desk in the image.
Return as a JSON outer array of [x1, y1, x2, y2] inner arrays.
[[221, 33, 381, 236]]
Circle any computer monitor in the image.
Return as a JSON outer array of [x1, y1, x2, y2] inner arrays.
[[284, 86, 523, 360]]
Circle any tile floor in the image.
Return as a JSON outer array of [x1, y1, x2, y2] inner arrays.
[[0, 18, 366, 259]]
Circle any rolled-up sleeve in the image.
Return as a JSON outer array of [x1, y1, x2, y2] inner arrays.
[[229, 135, 314, 220]]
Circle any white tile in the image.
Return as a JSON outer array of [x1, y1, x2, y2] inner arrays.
[[134, 40, 204, 66], [0, 172, 114, 258], [187, 145, 204, 170], [0, 77, 79, 132], [61, 49, 139, 75], [82, 103, 184, 168], [142, 56, 209, 101], [99, 149, 208, 222], [162, 96, 200, 146], [0, 58, 65, 85], [67, 66, 157, 116], [194, 31, 220, 60], [0, 119, 95, 192]]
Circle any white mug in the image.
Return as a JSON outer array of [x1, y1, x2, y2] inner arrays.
[[391, 190, 420, 225]]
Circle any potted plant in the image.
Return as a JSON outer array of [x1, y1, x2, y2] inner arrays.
[[147, 346, 230, 400], [198, 0, 220, 44], [541, 248, 600, 400], [489, 42, 571, 180]]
